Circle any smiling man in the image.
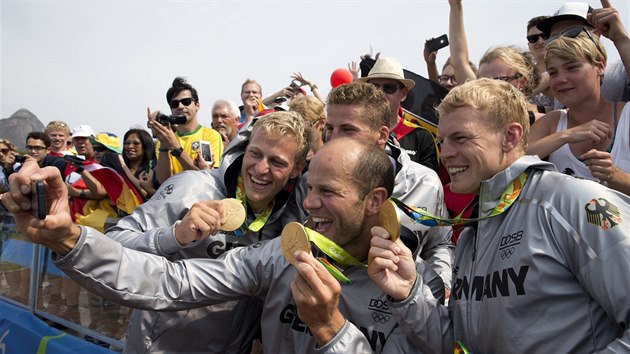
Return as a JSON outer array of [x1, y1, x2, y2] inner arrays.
[[2, 138, 442, 353], [368, 78, 630, 353], [210, 99, 240, 145], [100, 111, 310, 353], [322, 82, 453, 292]]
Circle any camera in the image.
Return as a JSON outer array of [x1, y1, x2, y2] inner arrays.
[[156, 112, 186, 126], [14, 155, 27, 163]]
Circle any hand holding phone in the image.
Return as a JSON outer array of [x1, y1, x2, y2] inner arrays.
[[426, 34, 449, 53], [34, 181, 47, 220]]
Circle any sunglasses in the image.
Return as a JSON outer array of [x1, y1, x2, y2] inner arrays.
[[124, 140, 141, 146], [526, 33, 548, 44], [438, 75, 457, 83], [93, 145, 108, 152], [0, 148, 9, 154], [25, 145, 47, 151], [545, 27, 599, 49], [169, 97, 194, 109], [371, 82, 402, 95], [492, 74, 522, 82]]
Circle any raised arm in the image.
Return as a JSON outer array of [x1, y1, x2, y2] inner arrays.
[[448, 0, 477, 84]]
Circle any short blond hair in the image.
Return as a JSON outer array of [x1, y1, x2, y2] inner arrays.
[[45, 120, 71, 135], [241, 79, 262, 94], [437, 78, 530, 150], [251, 111, 312, 164], [545, 31, 607, 71], [288, 95, 325, 125]]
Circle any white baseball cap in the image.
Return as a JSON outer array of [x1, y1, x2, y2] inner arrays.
[[71, 124, 95, 138]]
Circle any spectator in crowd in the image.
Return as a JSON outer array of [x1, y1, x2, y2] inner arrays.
[[358, 57, 440, 172], [148, 77, 224, 186], [239, 78, 264, 124], [527, 28, 630, 195], [368, 77, 630, 354], [288, 72, 325, 103], [70, 124, 96, 162], [44, 120, 74, 157], [2, 137, 444, 354], [0, 138, 16, 194], [211, 99, 241, 145], [423, 44, 478, 91], [103, 111, 311, 354], [21, 132, 67, 178], [118, 128, 155, 200], [448, 0, 543, 124], [322, 81, 453, 292], [526, 15, 555, 113], [289, 95, 326, 161], [537, 1, 630, 106]]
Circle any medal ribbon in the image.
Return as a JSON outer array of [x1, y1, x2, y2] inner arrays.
[[234, 175, 275, 234], [392, 172, 529, 227], [303, 226, 366, 285]]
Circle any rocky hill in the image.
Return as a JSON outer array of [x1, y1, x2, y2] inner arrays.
[[0, 109, 45, 149]]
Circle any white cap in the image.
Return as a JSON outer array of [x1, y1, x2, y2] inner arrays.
[[537, 2, 592, 35], [71, 124, 95, 138]]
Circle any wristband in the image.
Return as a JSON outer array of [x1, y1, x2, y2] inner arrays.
[[75, 166, 84, 173], [79, 190, 86, 199]]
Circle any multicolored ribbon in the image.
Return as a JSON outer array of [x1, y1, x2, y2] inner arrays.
[[392, 172, 529, 227], [303, 226, 366, 285], [234, 175, 275, 235]]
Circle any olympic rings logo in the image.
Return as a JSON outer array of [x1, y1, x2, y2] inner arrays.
[[372, 312, 390, 323], [500, 247, 515, 259]]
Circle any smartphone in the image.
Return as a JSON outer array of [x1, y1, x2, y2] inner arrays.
[[14, 155, 27, 163], [62, 155, 85, 166], [34, 181, 46, 220], [426, 34, 449, 53], [199, 141, 213, 165]]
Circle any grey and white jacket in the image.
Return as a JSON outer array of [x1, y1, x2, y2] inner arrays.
[[389, 155, 630, 353], [55, 225, 443, 354], [106, 135, 304, 354]]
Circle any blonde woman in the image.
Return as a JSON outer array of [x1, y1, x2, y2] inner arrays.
[[528, 28, 630, 194]]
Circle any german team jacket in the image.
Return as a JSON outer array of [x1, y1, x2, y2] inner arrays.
[[388, 155, 630, 353]]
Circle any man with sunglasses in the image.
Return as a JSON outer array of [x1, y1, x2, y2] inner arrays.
[[537, 0, 630, 106], [19, 132, 67, 178], [358, 57, 439, 172], [148, 77, 223, 186]]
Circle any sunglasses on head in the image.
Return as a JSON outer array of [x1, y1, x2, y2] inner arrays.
[[372, 82, 402, 95], [169, 97, 194, 109], [492, 74, 522, 82], [545, 27, 599, 49], [526, 33, 548, 44]]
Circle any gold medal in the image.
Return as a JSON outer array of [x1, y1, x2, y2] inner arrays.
[[281, 222, 311, 265], [379, 199, 401, 241], [220, 198, 246, 231]]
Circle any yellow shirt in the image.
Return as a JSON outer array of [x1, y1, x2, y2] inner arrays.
[[156, 125, 224, 175]]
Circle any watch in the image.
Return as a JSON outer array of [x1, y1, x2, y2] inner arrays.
[[170, 147, 184, 157]]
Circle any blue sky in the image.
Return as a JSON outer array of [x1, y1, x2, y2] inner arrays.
[[1, 0, 628, 137]]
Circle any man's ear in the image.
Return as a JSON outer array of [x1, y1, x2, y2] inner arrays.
[[502, 122, 523, 152], [377, 126, 390, 147], [364, 187, 388, 216], [290, 160, 306, 179]]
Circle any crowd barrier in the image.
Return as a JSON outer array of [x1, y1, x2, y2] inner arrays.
[[0, 212, 129, 353]]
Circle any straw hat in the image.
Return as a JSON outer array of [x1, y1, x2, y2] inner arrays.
[[357, 57, 416, 90]]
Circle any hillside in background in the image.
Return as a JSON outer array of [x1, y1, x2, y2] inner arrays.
[[0, 109, 45, 149]]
